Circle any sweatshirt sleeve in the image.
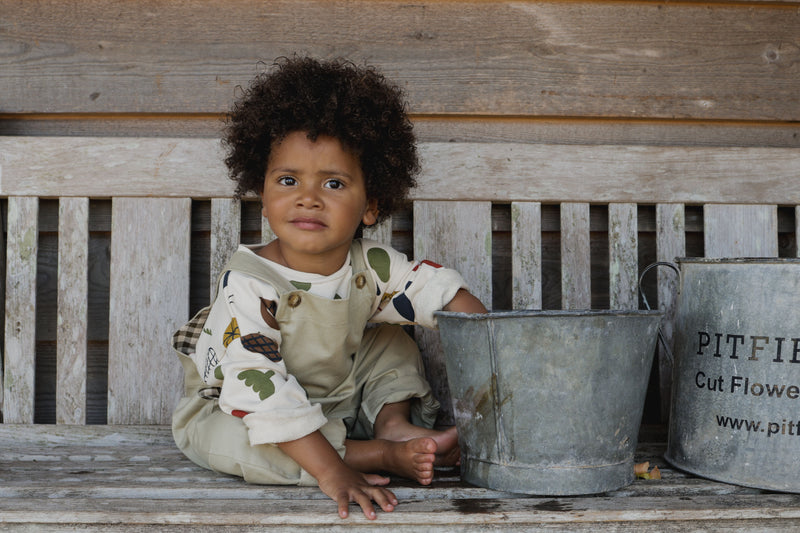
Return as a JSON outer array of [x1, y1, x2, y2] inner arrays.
[[193, 270, 327, 445], [361, 239, 468, 329]]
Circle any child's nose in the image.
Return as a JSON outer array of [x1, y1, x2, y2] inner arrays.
[[296, 184, 322, 207]]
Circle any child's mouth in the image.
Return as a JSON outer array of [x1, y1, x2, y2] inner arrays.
[[290, 217, 327, 230]]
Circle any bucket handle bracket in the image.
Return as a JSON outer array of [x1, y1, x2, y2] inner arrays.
[[638, 261, 681, 365]]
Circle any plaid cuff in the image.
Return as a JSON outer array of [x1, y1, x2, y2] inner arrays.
[[172, 306, 211, 355]]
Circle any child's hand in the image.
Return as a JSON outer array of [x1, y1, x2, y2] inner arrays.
[[316, 466, 398, 520], [277, 431, 398, 520]]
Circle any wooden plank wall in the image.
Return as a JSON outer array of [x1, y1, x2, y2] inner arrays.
[[2, 0, 799, 424]]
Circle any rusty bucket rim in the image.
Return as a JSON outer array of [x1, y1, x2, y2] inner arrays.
[[676, 257, 800, 265], [435, 309, 663, 320]]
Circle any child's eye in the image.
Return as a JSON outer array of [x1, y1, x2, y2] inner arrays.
[[324, 179, 344, 190], [277, 176, 297, 186]]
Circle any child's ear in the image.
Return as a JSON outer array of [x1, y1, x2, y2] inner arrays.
[[362, 199, 379, 226]]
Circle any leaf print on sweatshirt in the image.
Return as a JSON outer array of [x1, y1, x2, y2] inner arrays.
[[238, 369, 276, 400], [367, 247, 391, 282], [290, 280, 311, 291]]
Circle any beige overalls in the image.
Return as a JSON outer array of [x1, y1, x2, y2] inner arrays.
[[172, 241, 439, 485]]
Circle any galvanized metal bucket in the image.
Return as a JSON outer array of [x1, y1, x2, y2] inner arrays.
[[664, 258, 800, 493], [435, 310, 661, 495]]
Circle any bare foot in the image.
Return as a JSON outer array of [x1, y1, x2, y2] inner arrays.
[[375, 422, 460, 467], [430, 426, 460, 467], [383, 437, 437, 485]]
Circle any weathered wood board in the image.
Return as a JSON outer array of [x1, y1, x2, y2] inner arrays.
[[3, 138, 800, 204], [1, 425, 798, 532], [2, 1, 799, 121], [107, 198, 191, 424]]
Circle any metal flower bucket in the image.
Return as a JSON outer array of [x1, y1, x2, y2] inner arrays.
[[664, 258, 800, 492], [436, 310, 661, 495]]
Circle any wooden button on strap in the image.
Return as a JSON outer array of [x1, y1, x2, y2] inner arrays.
[[287, 293, 302, 307]]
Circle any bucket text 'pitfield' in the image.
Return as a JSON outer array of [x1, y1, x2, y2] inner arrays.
[[696, 331, 800, 363]]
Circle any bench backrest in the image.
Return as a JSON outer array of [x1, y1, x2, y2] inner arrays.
[[3, 0, 799, 426], [2, 136, 798, 424]]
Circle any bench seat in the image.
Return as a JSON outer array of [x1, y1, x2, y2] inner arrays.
[[2, 425, 798, 531], [2, 136, 799, 531]]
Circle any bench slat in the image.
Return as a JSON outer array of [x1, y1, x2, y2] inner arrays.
[[418, 144, 800, 203], [3, 197, 39, 423], [608, 203, 639, 310], [655, 204, 686, 421], [511, 202, 542, 310], [560, 203, 591, 309], [362, 217, 393, 246], [3, 138, 800, 205], [797, 206, 800, 258], [107, 198, 191, 424], [56, 198, 89, 424], [4, 494, 800, 529], [210, 198, 242, 300], [413, 200, 492, 424], [703, 204, 778, 258]]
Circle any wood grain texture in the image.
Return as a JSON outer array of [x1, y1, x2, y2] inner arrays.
[[0, 137, 229, 197], [4, 137, 799, 204], [1, 425, 798, 532], [608, 203, 638, 310], [0, 205, 3, 419], [703, 204, 779, 258], [797, 206, 800, 258], [655, 204, 686, 422], [210, 197, 241, 300], [362, 217, 393, 246], [560, 203, 591, 310], [107, 198, 191, 424], [4, 117, 800, 149], [56, 197, 89, 424], [2, 1, 799, 120], [511, 202, 542, 310], [413, 201, 492, 424], [3, 197, 39, 423], [417, 143, 800, 203]]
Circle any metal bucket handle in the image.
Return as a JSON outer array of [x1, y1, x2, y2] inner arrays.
[[638, 261, 681, 364]]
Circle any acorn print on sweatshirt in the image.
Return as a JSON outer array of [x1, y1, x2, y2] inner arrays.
[[241, 333, 282, 362]]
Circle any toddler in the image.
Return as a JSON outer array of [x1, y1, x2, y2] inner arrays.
[[172, 56, 487, 520]]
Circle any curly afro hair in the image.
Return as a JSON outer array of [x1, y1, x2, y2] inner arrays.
[[223, 56, 419, 225]]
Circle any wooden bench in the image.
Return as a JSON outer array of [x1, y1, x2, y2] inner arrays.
[[3, 0, 800, 527], [2, 135, 799, 530]]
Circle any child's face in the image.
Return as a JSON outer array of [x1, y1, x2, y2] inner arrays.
[[260, 131, 378, 274]]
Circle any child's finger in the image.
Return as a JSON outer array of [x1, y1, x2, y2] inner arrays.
[[352, 492, 378, 520], [370, 487, 397, 512], [337, 494, 350, 519]]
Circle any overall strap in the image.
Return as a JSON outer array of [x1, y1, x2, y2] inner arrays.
[[223, 246, 295, 294], [349, 239, 366, 274], [223, 240, 370, 296]]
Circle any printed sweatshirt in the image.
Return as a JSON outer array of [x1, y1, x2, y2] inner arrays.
[[190, 239, 467, 445]]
